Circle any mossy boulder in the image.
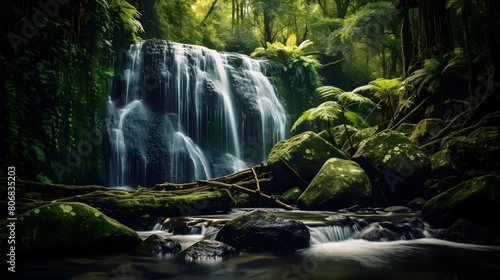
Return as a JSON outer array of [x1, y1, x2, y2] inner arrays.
[[395, 123, 416, 137], [421, 175, 500, 232], [297, 158, 372, 210], [15, 202, 141, 256], [215, 210, 310, 251], [267, 131, 347, 192], [441, 126, 500, 171], [430, 149, 464, 178], [410, 118, 446, 147], [352, 130, 431, 201]]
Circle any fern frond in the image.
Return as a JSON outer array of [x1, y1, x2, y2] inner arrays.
[[291, 101, 341, 131], [344, 110, 370, 129]]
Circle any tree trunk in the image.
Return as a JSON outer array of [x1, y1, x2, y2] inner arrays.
[[335, 0, 349, 19], [400, 9, 413, 77], [485, 0, 500, 81], [418, 0, 453, 59]]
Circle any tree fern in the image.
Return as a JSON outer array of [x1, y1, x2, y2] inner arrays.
[[291, 101, 342, 131], [292, 85, 377, 155]]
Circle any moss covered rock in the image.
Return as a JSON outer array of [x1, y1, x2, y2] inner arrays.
[[421, 175, 500, 232], [410, 118, 446, 147], [430, 149, 464, 178], [297, 158, 371, 210], [441, 126, 500, 171], [16, 202, 141, 256], [352, 130, 431, 201], [267, 131, 347, 192], [215, 210, 310, 251]]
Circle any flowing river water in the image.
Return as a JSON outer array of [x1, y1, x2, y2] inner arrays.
[[13, 209, 500, 279]]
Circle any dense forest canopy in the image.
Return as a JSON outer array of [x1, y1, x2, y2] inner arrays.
[[1, 0, 499, 185]]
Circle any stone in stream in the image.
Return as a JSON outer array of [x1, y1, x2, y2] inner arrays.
[[178, 240, 238, 261], [354, 223, 404, 241], [297, 158, 372, 210], [267, 131, 347, 193], [135, 234, 181, 254], [435, 219, 494, 245], [383, 206, 412, 213], [215, 210, 310, 251], [14, 202, 142, 257], [421, 175, 500, 232]]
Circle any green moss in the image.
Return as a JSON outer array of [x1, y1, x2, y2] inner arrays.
[[268, 131, 347, 186], [410, 118, 446, 144], [17, 202, 141, 255], [421, 175, 500, 230], [297, 158, 371, 210]]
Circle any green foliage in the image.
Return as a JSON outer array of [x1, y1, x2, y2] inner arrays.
[[252, 35, 321, 115], [326, 1, 400, 80], [403, 53, 467, 95], [292, 85, 376, 154], [0, 0, 142, 183], [353, 78, 405, 126]]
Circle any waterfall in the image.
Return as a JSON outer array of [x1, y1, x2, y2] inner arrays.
[[107, 40, 288, 187]]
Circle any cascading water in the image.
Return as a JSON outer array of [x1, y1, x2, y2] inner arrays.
[[107, 40, 288, 187]]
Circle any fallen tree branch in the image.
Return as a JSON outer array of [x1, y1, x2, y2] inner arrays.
[[198, 180, 297, 210], [251, 166, 261, 193]]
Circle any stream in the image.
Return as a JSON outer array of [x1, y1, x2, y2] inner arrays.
[[12, 209, 500, 279]]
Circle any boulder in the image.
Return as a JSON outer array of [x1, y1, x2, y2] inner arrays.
[[178, 240, 237, 261], [352, 130, 431, 201], [435, 219, 494, 245], [215, 210, 310, 251], [135, 234, 181, 254], [441, 126, 500, 171], [421, 175, 500, 232], [15, 202, 142, 256], [383, 206, 412, 213], [409, 118, 446, 148], [297, 158, 372, 210], [354, 223, 404, 241], [430, 149, 464, 178], [267, 131, 347, 192]]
